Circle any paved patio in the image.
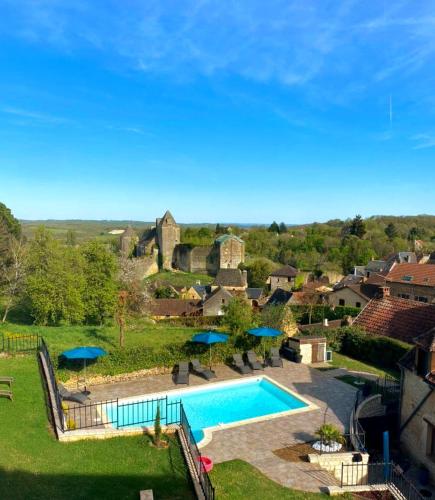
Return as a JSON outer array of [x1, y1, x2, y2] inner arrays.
[[88, 360, 357, 492]]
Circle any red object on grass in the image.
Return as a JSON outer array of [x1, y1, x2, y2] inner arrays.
[[197, 456, 213, 473]]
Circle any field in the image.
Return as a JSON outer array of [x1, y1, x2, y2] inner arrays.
[[145, 270, 214, 287]]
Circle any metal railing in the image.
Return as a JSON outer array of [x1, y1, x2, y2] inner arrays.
[[180, 404, 215, 500], [341, 462, 424, 500], [1, 333, 41, 352]]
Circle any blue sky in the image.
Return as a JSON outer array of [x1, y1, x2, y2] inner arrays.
[[0, 1, 435, 223]]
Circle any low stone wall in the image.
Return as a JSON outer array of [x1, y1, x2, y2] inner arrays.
[[308, 451, 370, 484]]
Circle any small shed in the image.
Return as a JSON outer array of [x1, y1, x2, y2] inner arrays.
[[286, 335, 327, 363]]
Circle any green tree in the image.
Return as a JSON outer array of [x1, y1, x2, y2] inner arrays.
[[245, 259, 274, 288], [407, 226, 424, 241], [81, 241, 118, 324], [348, 215, 366, 239], [25, 227, 85, 325], [0, 202, 21, 240], [66, 229, 77, 246], [384, 223, 398, 241], [154, 285, 176, 299], [223, 297, 253, 335], [279, 222, 287, 234], [341, 236, 374, 274], [268, 221, 280, 233], [261, 305, 297, 336]]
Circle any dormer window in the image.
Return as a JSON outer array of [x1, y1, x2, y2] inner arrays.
[[402, 275, 413, 282]]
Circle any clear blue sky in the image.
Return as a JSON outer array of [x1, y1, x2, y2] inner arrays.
[[1, 1, 434, 224]]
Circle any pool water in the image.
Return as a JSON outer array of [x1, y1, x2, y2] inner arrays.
[[109, 377, 308, 444]]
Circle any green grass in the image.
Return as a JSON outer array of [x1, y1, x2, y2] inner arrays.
[[0, 355, 194, 500], [145, 271, 213, 287], [211, 460, 336, 499], [325, 352, 399, 379]]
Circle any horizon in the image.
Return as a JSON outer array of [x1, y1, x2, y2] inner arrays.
[[1, 2, 435, 222]]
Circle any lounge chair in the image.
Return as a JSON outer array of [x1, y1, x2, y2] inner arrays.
[[174, 361, 190, 385], [0, 376, 14, 387], [246, 350, 263, 370], [232, 354, 252, 375], [190, 359, 216, 380], [268, 347, 283, 368], [0, 390, 13, 400], [58, 384, 89, 405]]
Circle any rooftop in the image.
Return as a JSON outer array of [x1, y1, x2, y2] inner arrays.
[[213, 268, 246, 287], [270, 265, 298, 278], [148, 298, 201, 317], [386, 262, 435, 287]]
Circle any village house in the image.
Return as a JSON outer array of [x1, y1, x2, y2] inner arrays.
[[267, 265, 298, 292], [385, 262, 435, 303], [202, 287, 233, 316], [212, 268, 248, 291], [399, 327, 435, 484]]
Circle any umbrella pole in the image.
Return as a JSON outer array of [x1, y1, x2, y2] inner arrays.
[[209, 345, 212, 370], [84, 358, 87, 393]]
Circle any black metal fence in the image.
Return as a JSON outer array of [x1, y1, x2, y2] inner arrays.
[[374, 375, 401, 404], [180, 404, 215, 500], [341, 462, 424, 500], [1, 333, 41, 352]]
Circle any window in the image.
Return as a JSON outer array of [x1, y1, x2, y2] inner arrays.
[[355, 302, 361, 308], [221, 298, 225, 304], [416, 296, 429, 303], [339, 299, 345, 306], [398, 293, 410, 299]]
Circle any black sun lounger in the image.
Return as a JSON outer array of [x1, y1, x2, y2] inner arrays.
[[58, 384, 89, 405], [246, 350, 263, 370], [268, 347, 283, 367], [190, 359, 216, 380], [232, 354, 252, 375], [174, 361, 190, 385]]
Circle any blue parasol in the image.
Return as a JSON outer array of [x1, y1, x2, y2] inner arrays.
[[61, 346, 107, 393], [192, 331, 229, 368], [247, 327, 283, 359]]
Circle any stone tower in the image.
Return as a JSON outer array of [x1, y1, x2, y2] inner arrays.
[[119, 226, 139, 257], [156, 210, 180, 270]]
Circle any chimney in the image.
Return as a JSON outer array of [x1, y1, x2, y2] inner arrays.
[[323, 318, 329, 327], [379, 286, 390, 298], [242, 269, 248, 287]]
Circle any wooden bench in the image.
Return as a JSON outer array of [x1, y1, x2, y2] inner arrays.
[[0, 390, 13, 401], [0, 377, 14, 388]]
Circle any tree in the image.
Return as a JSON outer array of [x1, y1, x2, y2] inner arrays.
[[268, 221, 280, 233], [407, 226, 424, 241], [245, 259, 274, 288], [384, 223, 398, 241], [118, 257, 151, 314], [154, 285, 176, 299], [0, 202, 21, 240], [1, 237, 27, 322], [261, 305, 297, 336], [66, 229, 77, 246], [115, 290, 128, 348], [348, 215, 366, 239], [25, 227, 85, 325], [279, 222, 287, 234], [341, 235, 374, 274], [81, 241, 118, 324], [222, 297, 253, 335]]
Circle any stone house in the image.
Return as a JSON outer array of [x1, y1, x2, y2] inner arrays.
[[267, 265, 298, 292], [385, 263, 435, 303], [328, 284, 376, 308], [399, 327, 435, 484], [202, 287, 234, 316], [212, 268, 248, 291]]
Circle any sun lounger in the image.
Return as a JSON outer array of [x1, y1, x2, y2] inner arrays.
[[0, 390, 13, 400], [0, 376, 14, 387], [232, 354, 252, 375], [58, 384, 89, 405], [268, 347, 283, 367], [190, 359, 216, 380], [246, 350, 263, 370], [174, 361, 190, 385]]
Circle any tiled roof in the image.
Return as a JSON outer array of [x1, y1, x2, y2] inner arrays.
[[354, 295, 435, 344], [386, 262, 435, 287], [414, 327, 435, 352], [270, 265, 298, 278], [148, 299, 201, 317], [213, 269, 246, 287], [365, 272, 387, 286], [215, 234, 244, 245], [246, 288, 263, 300], [266, 288, 292, 306]]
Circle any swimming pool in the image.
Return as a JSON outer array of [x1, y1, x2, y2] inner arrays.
[[106, 376, 315, 446]]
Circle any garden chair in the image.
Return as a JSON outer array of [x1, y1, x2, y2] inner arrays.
[[174, 362, 189, 385], [0, 376, 14, 387], [232, 354, 252, 375], [0, 390, 13, 400], [246, 351, 263, 370], [58, 384, 89, 405], [268, 347, 283, 368], [190, 359, 216, 380]]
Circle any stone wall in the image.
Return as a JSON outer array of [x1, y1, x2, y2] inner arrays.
[[219, 238, 244, 269], [157, 222, 180, 270], [328, 287, 369, 308], [308, 452, 370, 484], [400, 369, 435, 483], [389, 282, 435, 303]]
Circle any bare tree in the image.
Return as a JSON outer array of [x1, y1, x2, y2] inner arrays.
[[115, 290, 128, 348], [1, 237, 27, 323]]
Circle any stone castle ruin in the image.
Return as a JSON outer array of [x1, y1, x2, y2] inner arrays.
[[120, 210, 245, 278]]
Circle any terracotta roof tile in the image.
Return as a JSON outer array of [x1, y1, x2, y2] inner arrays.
[[270, 265, 298, 278], [148, 299, 201, 317], [414, 327, 435, 352], [354, 295, 435, 344], [386, 263, 435, 287]]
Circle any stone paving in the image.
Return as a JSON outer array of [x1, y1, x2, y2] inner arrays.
[[88, 360, 357, 492]]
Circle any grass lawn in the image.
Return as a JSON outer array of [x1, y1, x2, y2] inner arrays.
[[145, 270, 213, 287], [211, 460, 338, 499], [319, 352, 400, 379], [0, 355, 194, 500]]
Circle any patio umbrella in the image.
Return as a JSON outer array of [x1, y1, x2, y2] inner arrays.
[[246, 327, 283, 360], [61, 346, 107, 394], [191, 331, 229, 369]]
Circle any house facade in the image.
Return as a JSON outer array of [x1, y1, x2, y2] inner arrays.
[[267, 265, 298, 292], [327, 285, 369, 309]]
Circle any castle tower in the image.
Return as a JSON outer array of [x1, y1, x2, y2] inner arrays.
[[156, 210, 180, 270], [119, 226, 138, 257]]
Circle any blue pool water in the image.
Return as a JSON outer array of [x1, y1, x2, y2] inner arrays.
[[108, 377, 308, 444]]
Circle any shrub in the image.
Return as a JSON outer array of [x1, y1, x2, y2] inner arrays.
[[315, 424, 344, 445]]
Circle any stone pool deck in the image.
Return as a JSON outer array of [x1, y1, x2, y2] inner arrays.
[[88, 360, 357, 493]]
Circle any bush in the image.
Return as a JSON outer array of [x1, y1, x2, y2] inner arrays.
[[289, 305, 360, 325]]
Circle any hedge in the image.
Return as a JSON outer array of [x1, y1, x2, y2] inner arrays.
[[289, 305, 361, 325]]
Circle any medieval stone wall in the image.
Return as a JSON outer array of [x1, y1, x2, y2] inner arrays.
[[157, 222, 180, 270], [219, 238, 244, 269]]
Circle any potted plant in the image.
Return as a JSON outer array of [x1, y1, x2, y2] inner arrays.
[[313, 424, 345, 452]]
